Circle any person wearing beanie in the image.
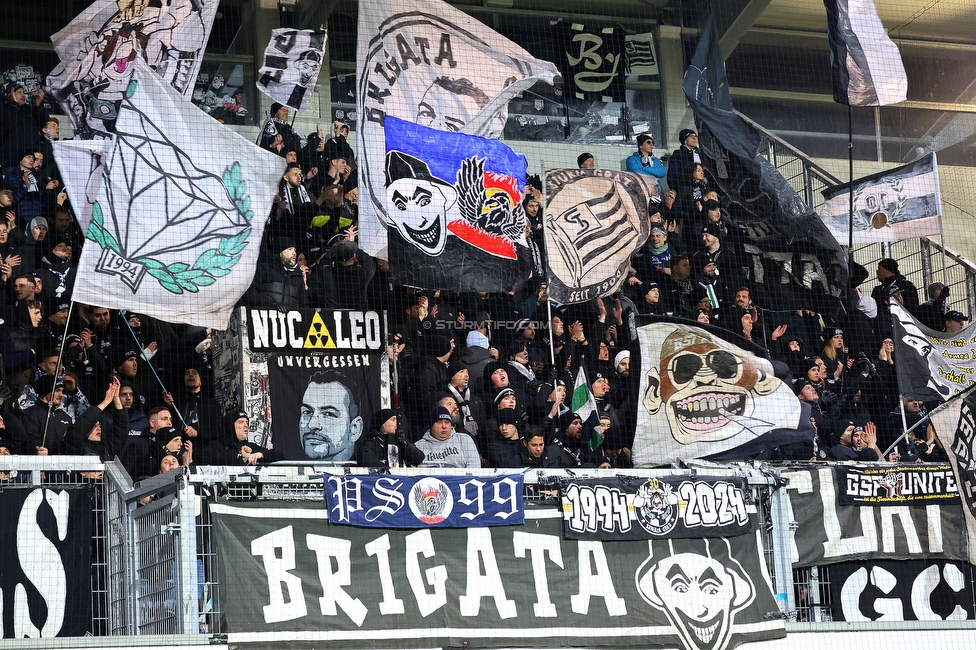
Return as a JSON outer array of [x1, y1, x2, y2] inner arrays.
[[35, 232, 74, 306], [355, 408, 425, 468], [402, 335, 455, 435], [260, 101, 302, 156], [4, 148, 57, 230], [636, 280, 665, 316], [625, 134, 666, 198], [870, 257, 918, 324], [19, 374, 70, 455], [665, 128, 700, 193], [446, 363, 484, 439], [198, 410, 280, 466], [415, 405, 480, 468], [65, 376, 128, 461], [552, 412, 611, 468], [485, 407, 524, 468], [577, 152, 595, 169], [1, 80, 47, 169], [244, 232, 307, 311]]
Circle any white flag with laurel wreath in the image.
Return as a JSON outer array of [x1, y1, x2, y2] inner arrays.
[[71, 61, 284, 330]]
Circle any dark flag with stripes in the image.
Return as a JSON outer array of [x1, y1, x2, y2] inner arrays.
[[823, 0, 908, 106]]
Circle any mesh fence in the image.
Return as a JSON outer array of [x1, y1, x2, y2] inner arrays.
[[0, 0, 973, 645]]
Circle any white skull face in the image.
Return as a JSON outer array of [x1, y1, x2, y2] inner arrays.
[[386, 178, 455, 256], [644, 340, 779, 445]]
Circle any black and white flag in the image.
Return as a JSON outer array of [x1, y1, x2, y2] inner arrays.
[[624, 34, 658, 76], [821, 153, 941, 243], [928, 386, 976, 566], [211, 500, 785, 650], [782, 466, 966, 567], [256, 29, 328, 112], [47, 0, 219, 138], [544, 168, 655, 304], [633, 321, 813, 466], [683, 17, 848, 317], [356, 0, 558, 263], [890, 303, 976, 403], [0, 487, 92, 638], [829, 560, 974, 622], [557, 23, 626, 102], [824, 0, 908, 106]]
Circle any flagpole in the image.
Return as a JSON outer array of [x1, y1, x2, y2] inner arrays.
[[40, 299, 78, 451], [540, 162, 556, 375], [882, 383, 976, 459], [847, 104, 854, 252], [119, 309, 186, 429]]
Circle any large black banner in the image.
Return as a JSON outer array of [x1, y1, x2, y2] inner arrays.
[[0, 487, 92, 638], [828, 560, 974, 622], [211, 500, 785, 650], [782, 467, 966, 567], [683, 17, 848, 315], [252, 308, 386, 462], [560, 476, 752, 540], [838, 465, 960, 507]]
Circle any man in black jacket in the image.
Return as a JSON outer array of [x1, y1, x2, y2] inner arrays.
[[356, 408, 424, 468], [19, 374, 71, 454], [246, 236, 307, 311], [665, 129, 701, 193], [119, 407, 188, 479]]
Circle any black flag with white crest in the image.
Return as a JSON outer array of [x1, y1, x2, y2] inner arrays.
[[256, 29, 328, 112]]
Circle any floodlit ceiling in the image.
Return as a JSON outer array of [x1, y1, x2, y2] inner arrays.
[[758, 0, 976, 43]]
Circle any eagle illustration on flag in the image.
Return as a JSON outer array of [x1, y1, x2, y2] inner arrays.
[[383, 116, 531, 291]]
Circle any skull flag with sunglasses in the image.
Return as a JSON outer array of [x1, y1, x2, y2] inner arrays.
[[634, 321, 811, 466]]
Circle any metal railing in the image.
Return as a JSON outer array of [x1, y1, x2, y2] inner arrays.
[[1, 456, 973, 639], [741, 110, 976, 317]]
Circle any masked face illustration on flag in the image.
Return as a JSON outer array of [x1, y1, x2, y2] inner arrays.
[[384, 151, 456, 256], [636, 538, 756, 650], [356, 0, 558, 261], [380, 117, 531, 291]]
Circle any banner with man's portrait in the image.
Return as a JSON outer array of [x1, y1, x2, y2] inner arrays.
[[257, 308, 386, 462]]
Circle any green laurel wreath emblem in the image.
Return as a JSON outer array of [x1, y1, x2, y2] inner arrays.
[[86, 162, 253, 294]]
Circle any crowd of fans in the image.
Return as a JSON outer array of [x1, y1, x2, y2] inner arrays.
[[0, 79, 956, 478]]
